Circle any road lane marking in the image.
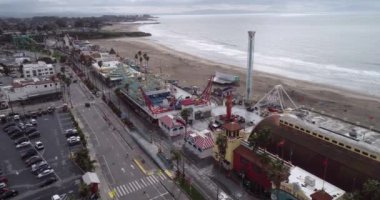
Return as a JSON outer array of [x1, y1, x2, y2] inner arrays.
[[122, 185, 130, 194], [116, 187, 121, 198], [119, 185, 126, 196], [132, 181, 140, 190], [151, 175, 159, 183], [129, 182, 136, 192], [134, 181, 142, 190], [147, 176, 155, 184], [102, 155, 116, 184], [141, 179, 148, 187], [158, 174, 165, 180]]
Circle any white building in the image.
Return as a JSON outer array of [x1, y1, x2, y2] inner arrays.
[[158, 114, 186, 137], [2, 77, 61, 102], [184, 129, 214, 159], [23, 61, 55, 78], [278, 166, 345, 200]]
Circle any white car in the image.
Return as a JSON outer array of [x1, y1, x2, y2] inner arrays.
[[65, 129, 77, 134], [30, 119, 37, 125], [37, 169, 54, 178], [16, 141, 31, 149], [35, 141, 44, 150], [218, 192, 233, 200], [0, 182, 6, 189], [13, 115, 20, 120], [25, 123, 34, 127], [67, 136, 80, 143], [31, 161, 48, 171]]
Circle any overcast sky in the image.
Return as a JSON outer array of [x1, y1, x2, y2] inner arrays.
[[0, 0, 379, 17]]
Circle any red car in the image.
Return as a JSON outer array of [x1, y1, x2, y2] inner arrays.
[[0, 177, 7, 184]]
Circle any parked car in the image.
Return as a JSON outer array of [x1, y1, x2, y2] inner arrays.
[[25, 156, 43, 167], [0, 177, 7, 184], [10, 132, 24, 140], [35, 141, 44, 150], [67, 136, 80, 146], [0, 183, 6, 189], [37, 169, 54, 178], [14, 137, 29, 145], [24, 128, 37, 135], [18, 122, 25, 130], [30, 119, 37, 126], [0, 190, 18, 199], [3, 123, 15, 131], [39, 177, 57, 187], [32, 165, 51, 175], [21, 149, 37, 160], [13, 115, 20, 120], [27, 131, 41, 139], [15, 141, 31, 149], [31, 161, 47, 170], [6, 127, 21, 135], [65, 129, 77, 134]]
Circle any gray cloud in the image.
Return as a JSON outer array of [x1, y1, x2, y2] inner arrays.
[[0, 0, 379, 17]]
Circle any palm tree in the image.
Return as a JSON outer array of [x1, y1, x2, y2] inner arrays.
[[109, 48, 116, 54], [180, 108, 191, 134], [215, 133, 228, 171], [248, 127, 272, 151], [134, 54, 138, 64], [170, 149, 182, 179], [267, 159, 289, 199]]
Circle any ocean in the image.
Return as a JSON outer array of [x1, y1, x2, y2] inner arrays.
[[139, 13, 380, 97]]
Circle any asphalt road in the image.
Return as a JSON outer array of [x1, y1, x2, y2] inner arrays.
[[72, 61, 255, 200], [65, 64, 182, 200]]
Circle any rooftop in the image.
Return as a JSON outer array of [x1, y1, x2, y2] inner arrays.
[[282, 109, 380, 155], [288, 166, 345, 200]]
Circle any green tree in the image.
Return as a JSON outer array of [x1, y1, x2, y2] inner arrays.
[[248, 127, 272, 151], [267, 159, 289, 199], [215, 133, 228, 171], [170, 149, 182, 178], [60, 66, 65, 74], [109, 48, 116, 54], [362, 179, 380, 200], [55, 19, 67, 28]]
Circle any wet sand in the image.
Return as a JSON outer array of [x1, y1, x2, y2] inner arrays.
[[92, 23, 380, 130]]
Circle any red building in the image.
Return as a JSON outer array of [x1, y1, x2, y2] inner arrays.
[[233, 145, 271, 193]]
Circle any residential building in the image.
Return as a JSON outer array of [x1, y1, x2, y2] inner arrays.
[[158, 114, 186, 137], [1, 77, 61, 102], [23, 61, 55, 78]]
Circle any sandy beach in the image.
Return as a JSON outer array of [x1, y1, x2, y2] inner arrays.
[[93, 23, 380, 130]]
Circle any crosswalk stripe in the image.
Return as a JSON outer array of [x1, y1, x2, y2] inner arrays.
[[116, 187, 122, 197], [141, 179, 148, 187], [119, 186, 126, 196], [127, 184, 133, 193], [132, 181, 140, 190], [129, 182, 136, 192], [122, 185, 129, 194], [147, 176, 155, 184], [135, 181, 142, 190], [158, 174, 165, 180], [151, 175, 159, 183]]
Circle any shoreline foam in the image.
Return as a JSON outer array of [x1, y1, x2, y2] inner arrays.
[[95, 23, 380, 130]]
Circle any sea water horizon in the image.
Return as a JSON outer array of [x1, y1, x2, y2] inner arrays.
[[139, 13, 380, 97]]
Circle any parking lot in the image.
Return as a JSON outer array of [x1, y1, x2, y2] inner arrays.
[[0, 108, 83, 199]]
